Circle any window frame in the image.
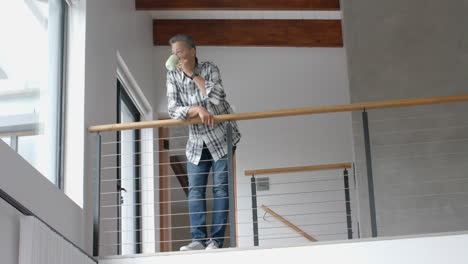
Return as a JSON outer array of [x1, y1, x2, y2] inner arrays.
[[56, 0, 68, 190]]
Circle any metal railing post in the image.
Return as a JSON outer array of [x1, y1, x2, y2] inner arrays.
[[343, 168, 353, 239], [226, 123, 237, 247], [93, 133, 102, 256], [250, 175, 259, 246], [362, 110, 378, 237]]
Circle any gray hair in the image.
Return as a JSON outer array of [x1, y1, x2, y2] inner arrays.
[[169, 34, 196, 49]]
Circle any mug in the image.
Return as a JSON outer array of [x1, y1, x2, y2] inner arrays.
[[165, 54, 179, 71]]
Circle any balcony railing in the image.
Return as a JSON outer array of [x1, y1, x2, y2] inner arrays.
[[88, 94, 468, 257]]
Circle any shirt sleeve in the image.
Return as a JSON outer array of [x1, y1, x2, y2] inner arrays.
[[203, 63, 226, 105], [167, 71, 190, 120]]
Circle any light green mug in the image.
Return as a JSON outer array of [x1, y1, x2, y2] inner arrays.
[[165, 54, 179, 71]]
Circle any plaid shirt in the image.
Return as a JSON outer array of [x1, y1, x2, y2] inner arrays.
[[167, 61, 241, 165]]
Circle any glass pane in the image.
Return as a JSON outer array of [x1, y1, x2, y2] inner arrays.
[[0, 0, 64, 184], [120, 98, 139, 255], [1, 136, 11, 147], [18, 135, 40, 167]]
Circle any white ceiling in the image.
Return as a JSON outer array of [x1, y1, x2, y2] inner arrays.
[[150, 10, 342, 20]]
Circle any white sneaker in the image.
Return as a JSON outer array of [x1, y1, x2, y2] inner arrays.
[[205, 240, 220, 250], [180, 241, 205, 251]]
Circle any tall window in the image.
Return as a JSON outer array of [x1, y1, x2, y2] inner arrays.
[[0, 0, 66, 187]]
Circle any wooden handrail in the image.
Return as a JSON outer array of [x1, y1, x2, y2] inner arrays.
[[88, 94, 468, 133], [261, 205, 317, 242], [244, 162, 352, 176]]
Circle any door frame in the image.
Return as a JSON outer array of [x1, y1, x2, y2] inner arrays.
[[116, 51, 156, 253], [117, 80, 142, 254]]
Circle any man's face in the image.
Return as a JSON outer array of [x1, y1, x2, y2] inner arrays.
[[171, 41, 195, 61]]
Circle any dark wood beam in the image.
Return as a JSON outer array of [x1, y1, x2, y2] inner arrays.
[[137, 0, 340, 10], [154, 19, 343, 47]]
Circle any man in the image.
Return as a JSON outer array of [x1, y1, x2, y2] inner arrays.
[[166, 34, 241, 251]]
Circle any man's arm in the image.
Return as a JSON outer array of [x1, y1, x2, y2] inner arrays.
[[182, 62, 226, 105], [198, 64, 226, 105], [187, 106, 215, 128], [167, 71, 215, 127]]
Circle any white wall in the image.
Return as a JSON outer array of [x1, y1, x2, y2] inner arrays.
[[0, 140, 85, 264], [153, 46, 355, 247], [0, 189, 24, 264], [341, 0, 468, 238], [82, 0, 156, 256], [100, 232, 468, 264]]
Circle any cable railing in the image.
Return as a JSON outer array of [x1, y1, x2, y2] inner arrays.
[[88, 94, 468, 257], [244, 163, 354, 246]]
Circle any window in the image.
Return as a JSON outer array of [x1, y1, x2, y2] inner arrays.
[[0, 0, 66, 187], [117, 80, 142, 255]]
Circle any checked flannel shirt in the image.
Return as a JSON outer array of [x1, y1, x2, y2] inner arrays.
[[167, 61, 241, 165]]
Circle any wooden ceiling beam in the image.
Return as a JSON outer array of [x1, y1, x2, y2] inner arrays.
[[137, 0, 340, 11], [153, 19, 343, 47]]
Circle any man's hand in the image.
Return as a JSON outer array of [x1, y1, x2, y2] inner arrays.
[[177, 59, 194, 77], [187, 106, 215, 128], [197, 106, 215, 128]]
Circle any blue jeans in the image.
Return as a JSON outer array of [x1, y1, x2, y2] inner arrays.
[[187, 143, 236, 247]]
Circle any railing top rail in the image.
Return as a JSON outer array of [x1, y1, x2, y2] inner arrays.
[[88, 94, 468, 133], [244, 162, 352, 176]]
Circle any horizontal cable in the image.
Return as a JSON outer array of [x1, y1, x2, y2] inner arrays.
[[258, 221, 349, 231], [104, 222, 352, 234], [102, 221, 232, 232], [101, 196, 230, 207], [257, 200, 349, 208], [359, 124, 468, 137], [99, 232, 350, 247], [372, 138, 468, 148], [391, 191, 468, 199], [100, 236, 232, 246], [102, 146, 210, 158], [255, 232, 349, 241], [368, 150, 468, 162], [100, 200, 349, 221], [386, 177, 468, 187], [104, 229, 350, 242], [102, 220, 344, 233], [352, 112, 464, 124], [269, 178, 344, 186], [251, 188, 350, 198], [102, 148, 186, 158], [101, 158, 227, 170], [101, 131, 242, 145], [101, 170, 229, 182], [257, 229, 350, 237], [100, 183, 230, 195], [100, 173, 342, 183], [100, 177, 347, 194], [262, 210, 349, 219], [355, 165, 468, 179], [377, 203, 468, 215], [102, 135, 190, 145], [103, 209, 230, 220], [100, 209, 348, 220], [100, 189, 350, 208]]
